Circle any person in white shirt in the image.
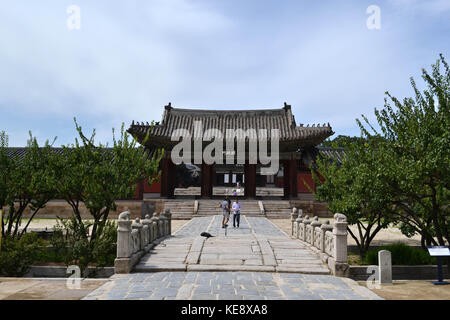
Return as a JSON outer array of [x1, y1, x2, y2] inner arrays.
[[231, 198, 241, 228]]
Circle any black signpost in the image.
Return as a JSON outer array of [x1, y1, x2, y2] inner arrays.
[[427, 246, 450, 285]]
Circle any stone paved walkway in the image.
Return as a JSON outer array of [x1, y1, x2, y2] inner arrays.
[[82, 215, 382, 300], [83, 272, 382, 300], [134, 215, 330, 273]]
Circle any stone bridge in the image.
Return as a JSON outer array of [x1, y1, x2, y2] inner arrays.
[[83, 209, 381, 300], [114, 209, 348, 277]]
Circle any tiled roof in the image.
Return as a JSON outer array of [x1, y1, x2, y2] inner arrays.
[[4, 147, 65, 160], [302, 146, 347, 167], [128, 103, 333, 150], [3, 147, 158, 161]]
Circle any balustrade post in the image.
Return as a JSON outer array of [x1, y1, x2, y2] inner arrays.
[[151, 212, 159, 240], [115, 211, 133, 273], [300, 215, 310, 242], [291, 207, 298, 236], [164, 208, 172, 235], [294, 209, 303, 239], [310, 216, 321, 246], [319, 220, 333, 252], [141, 214, 152, 249], [330, 213, 349, 276], [132, 218, 144, 251]]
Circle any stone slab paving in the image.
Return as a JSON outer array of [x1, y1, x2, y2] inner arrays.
[[82, 215, 382, 300], [83, 272, 382, 300], [136, 215, 329, 273]]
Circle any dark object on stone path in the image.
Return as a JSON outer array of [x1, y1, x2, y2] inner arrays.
[[200, 232, 214, 238]]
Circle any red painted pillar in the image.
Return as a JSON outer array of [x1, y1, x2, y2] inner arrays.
[[244, 162, 256, 199], [289, 158, 298, 198], [161, 157, 175, 198], [282, 160, 290, 199], [201, 162, 213, 198]]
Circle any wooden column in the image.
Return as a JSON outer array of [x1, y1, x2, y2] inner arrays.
[[282, 160, 290, 199], [161, 157, 175, 198], [201, 162, 213, 198], [137, 179, 145, 200], [244, 163, 256, 198], [289, 157, 298, 198], [282, 157, 298, 199]]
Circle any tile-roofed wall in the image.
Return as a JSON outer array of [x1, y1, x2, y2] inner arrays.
[[301, 146, 347, 167]]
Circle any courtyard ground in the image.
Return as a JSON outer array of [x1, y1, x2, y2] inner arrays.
[[358, 280, 450, 300], [3, 216, 447, 300]]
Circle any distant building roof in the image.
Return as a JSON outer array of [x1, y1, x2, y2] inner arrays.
[[128, 103, 333, 151], [301, 146, 347, 167]]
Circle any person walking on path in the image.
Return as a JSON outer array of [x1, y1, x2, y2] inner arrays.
[[232, 198, 241, 228], [220, 197, 230, 228]]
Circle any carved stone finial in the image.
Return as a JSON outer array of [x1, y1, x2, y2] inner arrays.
[[334, 213, 347, 222], [118, 211, 130, 220]]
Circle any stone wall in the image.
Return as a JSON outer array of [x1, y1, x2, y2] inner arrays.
[[349, 265, 450, 281], [289, 200, 333, 217], [291, 208, 349, 276], [18, 199, 165, 220]]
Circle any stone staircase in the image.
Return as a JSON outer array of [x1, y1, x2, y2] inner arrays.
[[262, 200, 292, 218], [196, 200, 262, 217], [164, 199, 293, 219], [164, 200, 195, 220]]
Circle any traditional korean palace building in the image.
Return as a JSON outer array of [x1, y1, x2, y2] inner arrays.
[[128, 103, 337, 200]]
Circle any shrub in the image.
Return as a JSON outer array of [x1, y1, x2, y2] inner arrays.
[[50, 217, 117, 277], [364, 243, 436, 265], [50, 216, 91, 273], [91, 219, 117, 269], [0, 233, 46, 276]]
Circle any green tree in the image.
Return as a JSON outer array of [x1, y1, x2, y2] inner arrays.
[[0, 131, 57, 239], [358, 54, 449, 248], [53, 119, 163, 274], [320, 135, 364, 148], [313, 54, 449, 257], [313, 136, 394, 258]]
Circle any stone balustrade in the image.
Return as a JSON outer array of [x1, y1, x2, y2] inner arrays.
[[291, 209, 349, 276], [114, 209, 172, 273]]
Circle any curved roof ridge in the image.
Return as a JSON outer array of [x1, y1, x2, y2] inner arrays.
[[168, 106, 287, 113]]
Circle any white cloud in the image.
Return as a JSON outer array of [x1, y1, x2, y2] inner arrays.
[[387, 0, 450, 15], [0, 0, 234, 123]]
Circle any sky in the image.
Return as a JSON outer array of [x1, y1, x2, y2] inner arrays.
[[1, 0, 449, 147]]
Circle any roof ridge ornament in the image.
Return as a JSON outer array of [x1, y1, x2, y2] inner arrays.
[[165, 102, 172, 110], [283, 102, 291, 110]]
